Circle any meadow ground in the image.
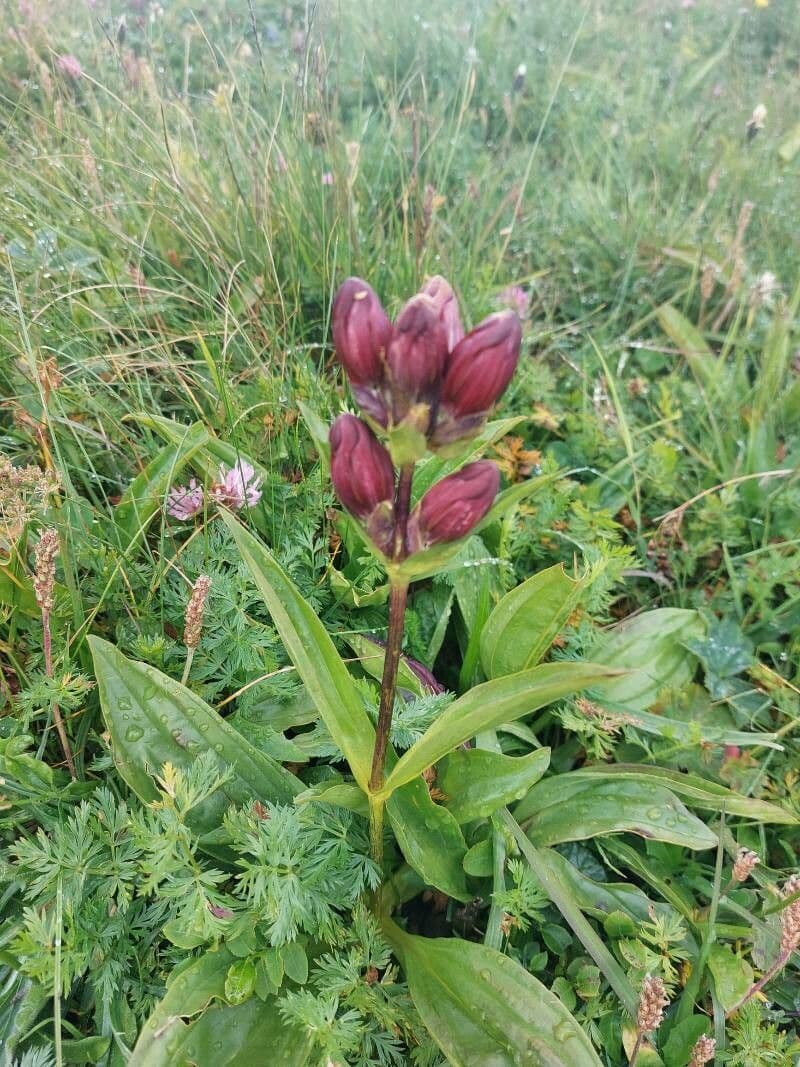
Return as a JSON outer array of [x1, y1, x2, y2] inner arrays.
[[1, 1, 799, 1064]]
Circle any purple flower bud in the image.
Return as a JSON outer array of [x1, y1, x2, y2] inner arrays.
[[386, 295, 448, 418], [361, 636, 445, 694], [331, 277, 392, 387], [407, 461, 500, 550], [419, 275, 464, 352], [440, 310, 521, 417], [329, 414, 395, 521], [432, 310, 521, 445]]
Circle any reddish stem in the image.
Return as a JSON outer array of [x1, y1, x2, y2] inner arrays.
[[42, 608, 76, 779], [369, 464, 414, 793]]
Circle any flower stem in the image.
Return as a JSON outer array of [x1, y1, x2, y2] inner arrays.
[[367, 464, 414, 863], [726, 950, 790, 1018], [43, 608, 76, 779], [370, 580, 410, 795], [181, 648, 195, 687], [629, 1032, 644, 1067]]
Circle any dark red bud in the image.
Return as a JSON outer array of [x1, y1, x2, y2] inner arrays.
[[440, 310, 521, 416], [409, 461, 499, 548], [386, 295, 448, 414], [419, 275, 464, 352], [332, 277, 392, 387], [329, 414, 395, 519]]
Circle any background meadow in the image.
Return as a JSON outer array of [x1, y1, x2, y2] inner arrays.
[[1, 1, 799, 1064]]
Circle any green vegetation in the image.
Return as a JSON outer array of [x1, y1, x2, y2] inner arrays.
[[1, 1, 799, 1064]]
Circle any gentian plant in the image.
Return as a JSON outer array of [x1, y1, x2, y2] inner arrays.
[[78, 276, 790, 1066], [328, 275, 521, 853]]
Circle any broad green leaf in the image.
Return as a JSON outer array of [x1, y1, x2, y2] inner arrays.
[[115, 425, 209, 541], [384, 922, 603, 1066], [779, 122, 800, 163], [530, 845, 665, 925], [437, 747, 550, 823], [60, 1035, 111, 1063], [0, 969, 49, 1064], [130, 949, 236, 1063], [661, 1018, 712, 1067], [500, 813, 638, 1017], [329, 568, 390, 607], [517, 777, 717, 851], [387, 777, 470, 901], [480, 564, 584, 678], [297, 399, 331, 466], [706, 944, 753, 1013], [281, 942, 309, 985], [0, 564, 38, 616], [247, 688, 318, 732], [450, 535, 500, 639], [297, 781, 370, 818], [130, 949, 309, 1067], [88, 637, 300, 830], [383, 662, 622, 795], [463, 838, 494, 877], [598, 838, 697, 920], [566, 765, 796, 823], [590, 608, 705, 709], [656, 303, 718, 391], [219, 510, 376, 792], [224, 958, 256, 1004]]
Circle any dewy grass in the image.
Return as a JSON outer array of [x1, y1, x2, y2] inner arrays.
[[1, 1, 799, 1064]]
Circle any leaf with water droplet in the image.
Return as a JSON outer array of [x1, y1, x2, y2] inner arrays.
[[387, 775, 470, 902], [437, 747, 550, 824], [89, 637, 300, 836], [127, 946, 309, 1066], [516, 775, 716, 850], [383, 922, 602, 1066]]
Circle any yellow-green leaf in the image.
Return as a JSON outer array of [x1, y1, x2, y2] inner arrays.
[[480, 564, 584, 678], [383, 662, 622, 795], [219, 510, 376, 792], [383, 923, 603, 1066]]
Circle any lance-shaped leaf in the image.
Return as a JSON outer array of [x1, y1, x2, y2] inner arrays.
[[130, 948, 310, 1066], [598, 705, 781, 750], [219, 510, 376, 792], [88, 637, 300, 831], [387, 777, 470, 901], [589, 608, 705, 709], [383, 922, 603, 1066], [499, 812, 638, 1018], [481, 564, 585, 678], [559, 764, 796, 824], [656, 303, 719, 392], [437, 747, 550, 823], [516, 776, 717, 851], [382, 662, 623, 795]]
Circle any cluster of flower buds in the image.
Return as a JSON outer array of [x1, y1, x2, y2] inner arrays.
[[328, 275, 521, 559], [332, 275, 521, 446]]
